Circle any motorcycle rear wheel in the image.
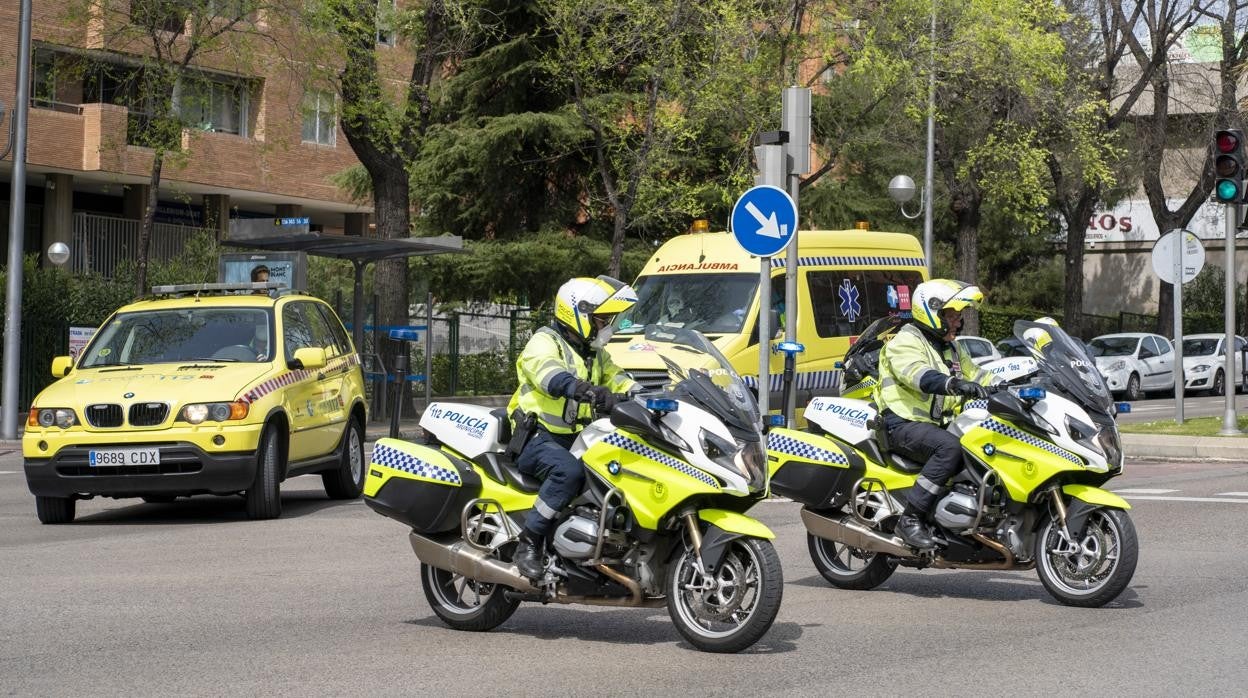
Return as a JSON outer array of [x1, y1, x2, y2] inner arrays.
[[807, 533, 897, 590], [1035, 508, 1138, 607], [666, 537, 783, 653], [421, 563, 520, 631]]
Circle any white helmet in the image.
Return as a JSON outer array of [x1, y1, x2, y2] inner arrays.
[[553, 276, 637, 341]]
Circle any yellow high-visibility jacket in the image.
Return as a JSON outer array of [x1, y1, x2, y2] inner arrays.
[[508, 327, 637, 434], [874, 323, 995, 425]]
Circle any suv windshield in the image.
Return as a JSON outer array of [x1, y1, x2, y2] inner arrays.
[[615, 273, 758, 335], [1088, 336, 1138, 357], [1182, 338, 1219, 356], [80, 307, 274, 367]]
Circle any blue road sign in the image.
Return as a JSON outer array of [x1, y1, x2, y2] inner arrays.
[[730, 185, 798, 257]]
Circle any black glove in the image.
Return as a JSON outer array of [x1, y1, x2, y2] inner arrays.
[[948, 377, 989, 399], [572, 379, 596, 401], [584, 385, 613, 411]]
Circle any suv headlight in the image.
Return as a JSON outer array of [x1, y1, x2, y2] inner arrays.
[[179, 401, 249, 424], [27, 408, 78, 429]]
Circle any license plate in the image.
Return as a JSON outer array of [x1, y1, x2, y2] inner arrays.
[[89, 448, 161, 467]]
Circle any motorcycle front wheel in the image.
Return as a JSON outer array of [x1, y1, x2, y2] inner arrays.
[[1035, 507, 1138, 607], [666, 537, 783, 653], [421, 563, 520, 631]]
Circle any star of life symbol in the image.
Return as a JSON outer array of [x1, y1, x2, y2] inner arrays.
[[839, 279, 861, 323]]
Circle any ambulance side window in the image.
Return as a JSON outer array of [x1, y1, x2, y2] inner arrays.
[[807, 270, 923, 338]]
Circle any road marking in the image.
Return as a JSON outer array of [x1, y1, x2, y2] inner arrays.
[[764, 496, 793, 503], [987, 577, 1042, 586], [1113, 488, 1179, 495], [0, 470, 16, 474], [1216, 492, 1248, 497], [1120, 495, 1248, 504]]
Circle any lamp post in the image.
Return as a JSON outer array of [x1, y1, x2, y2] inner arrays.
[[2, 0, 34, 440], [47, 242, 70, 267], [888, 174, 926, 220]]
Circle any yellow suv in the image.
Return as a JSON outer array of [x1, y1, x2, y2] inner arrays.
[[22, 284, 368, 523]]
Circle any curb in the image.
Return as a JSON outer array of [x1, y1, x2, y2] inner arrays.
[[1121, 432, 1246, 461]]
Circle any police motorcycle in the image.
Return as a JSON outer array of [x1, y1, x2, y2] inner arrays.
[[364, 326, 782, 653], [768, 319, 1138, 607]]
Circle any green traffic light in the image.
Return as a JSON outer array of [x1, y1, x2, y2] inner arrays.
[[1216, 179, 1241, 202]]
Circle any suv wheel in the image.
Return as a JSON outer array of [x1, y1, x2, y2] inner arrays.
[[35, 496, 75, 524], [322, 417, 365, 499], [245, 427, 283, 520]]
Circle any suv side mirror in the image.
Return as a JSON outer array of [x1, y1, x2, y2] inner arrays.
[[291, 347, 327, 370], [50, 356, 73, 377]]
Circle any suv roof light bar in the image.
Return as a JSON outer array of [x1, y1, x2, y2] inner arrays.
[[151, 282, 286, 295]]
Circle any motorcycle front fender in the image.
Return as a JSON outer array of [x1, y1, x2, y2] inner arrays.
[[698, 508, 774, 539], [1062, 483, 1131, 510]]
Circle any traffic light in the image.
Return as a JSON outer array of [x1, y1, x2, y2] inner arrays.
[[1213, 129, 1244, 203]]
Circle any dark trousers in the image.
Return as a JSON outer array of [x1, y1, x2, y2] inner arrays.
[[515, 428, 584, 536], [887, 420, 962, 515]]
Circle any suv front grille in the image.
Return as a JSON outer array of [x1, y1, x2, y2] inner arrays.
[[129, 402, 169, 426], [627, 370, 670, 393], [85, 404, 123, 428]]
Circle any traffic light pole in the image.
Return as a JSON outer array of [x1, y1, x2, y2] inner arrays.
[[1221, 205, 1241, 434]]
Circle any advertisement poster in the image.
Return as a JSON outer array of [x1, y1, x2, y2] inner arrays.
[[217, 252, 307, 290], [68, 326, 97, 361]]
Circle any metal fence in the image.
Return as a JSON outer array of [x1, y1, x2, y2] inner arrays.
[[72, 212, 206, 278], [0, 317, 69, 411]]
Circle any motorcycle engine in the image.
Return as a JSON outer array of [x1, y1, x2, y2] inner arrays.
[[552, 512, 600, 559], [933, 483, 979, 531]]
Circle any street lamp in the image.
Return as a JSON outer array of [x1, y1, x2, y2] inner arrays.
[[47, 242, 70, 267], [888, 174, 925, 219]]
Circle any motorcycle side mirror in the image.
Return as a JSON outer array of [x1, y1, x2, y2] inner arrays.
[[987, 391, 1031, 424], [611, 399, 658, 435]]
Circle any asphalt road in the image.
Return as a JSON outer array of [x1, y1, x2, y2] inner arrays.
[[1, 447, 1246, 696]]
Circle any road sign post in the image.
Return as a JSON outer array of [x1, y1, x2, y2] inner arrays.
[[782, 87, 811, 425], [731, 185, 798, 426], [1152, 230, 1204, 424]]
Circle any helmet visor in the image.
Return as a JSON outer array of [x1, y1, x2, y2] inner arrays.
[[942, 285, 983, 313]]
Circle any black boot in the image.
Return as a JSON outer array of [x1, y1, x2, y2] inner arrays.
[[513, 529, 544, 580], [895, 509, 937, 550]]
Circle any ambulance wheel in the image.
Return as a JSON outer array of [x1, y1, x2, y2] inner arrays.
[[322, 417, 365, 499], [808, 533, 896, 590], [245, 427, 282, 520], [421, 563, 520, 632]]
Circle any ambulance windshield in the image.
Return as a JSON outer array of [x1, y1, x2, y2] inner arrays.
[[615, 273, 758, 336]]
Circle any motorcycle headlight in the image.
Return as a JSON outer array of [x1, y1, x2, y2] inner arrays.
[[1097, 425, 1124, 471], [699, 428, 767, 491]]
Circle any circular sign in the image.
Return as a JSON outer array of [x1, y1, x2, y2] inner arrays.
[[730, 185, 798, 257], [1151, 230, 1205, 285]]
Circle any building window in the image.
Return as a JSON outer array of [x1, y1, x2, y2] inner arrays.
[[178, 77, 249, 136], [130, 0, 188, 33], [302, 90, 336, 146], [32, 51, 58, 109], [377, 0, 397, 45]]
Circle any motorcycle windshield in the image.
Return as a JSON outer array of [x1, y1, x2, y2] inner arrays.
[[640, 325, 762, 437], [1013, 320, 1113, 415]]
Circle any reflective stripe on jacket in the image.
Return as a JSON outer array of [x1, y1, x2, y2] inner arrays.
[[507, 327, 637, 434], [874, 323, 993, 425]]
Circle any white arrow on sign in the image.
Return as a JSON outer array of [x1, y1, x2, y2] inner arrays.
[[745, 201, 788, 239]]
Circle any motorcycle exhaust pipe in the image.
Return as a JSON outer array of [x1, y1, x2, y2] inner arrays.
[[409, 531, 538, 593], [801, 508, 914, 558]]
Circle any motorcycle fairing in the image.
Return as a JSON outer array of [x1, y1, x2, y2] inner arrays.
[[960, 418, 1086, 503], [699, 508, 775, 539], [1062, 483, 1130, 510]]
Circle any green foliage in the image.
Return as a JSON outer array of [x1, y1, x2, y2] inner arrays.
[[1183, 265, 1244, 329]]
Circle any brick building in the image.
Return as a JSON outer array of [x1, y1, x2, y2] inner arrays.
[[0, 0, 391, 274]]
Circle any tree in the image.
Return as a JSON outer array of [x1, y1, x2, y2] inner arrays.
[[537, 0, 777, 276], [70, 0, 283, 296], [1044, 0, 1201, 338]]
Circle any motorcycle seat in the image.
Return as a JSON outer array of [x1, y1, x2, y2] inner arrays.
[[474, 451, 542, 493], [888, 453, 924, 474]]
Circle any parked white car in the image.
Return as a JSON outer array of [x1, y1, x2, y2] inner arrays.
[[1088, 332, 1176, 401], [1178, 333, 1247, 396], [955, 335, 1003, 366]]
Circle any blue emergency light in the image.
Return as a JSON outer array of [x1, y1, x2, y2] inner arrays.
[[1114, 402, 1132, 414], [645, 398, 679, 413], [767, 414, 787, 427], [1017, 387, 1047, 401], [773, 341, 805, 356]]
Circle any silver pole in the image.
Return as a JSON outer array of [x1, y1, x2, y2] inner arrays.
[[923, 1, 936, 277], [784, 178, 799, 425], [757, 258, 770, 425], [2, 0, 34, 440], [424, 291, 433, 409], [1173, 231, 1184, 424], [1222, 208, 1240, 434]]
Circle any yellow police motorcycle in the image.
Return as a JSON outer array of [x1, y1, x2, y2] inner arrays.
[[364, 327, 781, 653], [769, 320, 1137, 607]]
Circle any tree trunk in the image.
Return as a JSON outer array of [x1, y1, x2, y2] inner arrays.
[[951, 185, 981, 335], [371, 170, 412, 413], [134, 152, 165, 297], [1062, 196, 1098, 340], [609, 208, 627, 279]]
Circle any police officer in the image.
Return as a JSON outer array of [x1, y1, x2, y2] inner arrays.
[[509, 276, 639, 579], [875, 279, 999, 549]]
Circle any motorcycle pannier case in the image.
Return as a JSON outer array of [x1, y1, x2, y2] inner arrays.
[[767, 428, 865, 508], [363, 438, 482, 533]]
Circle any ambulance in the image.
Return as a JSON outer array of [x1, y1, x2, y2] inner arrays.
[[606, 228, 928, 408]]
